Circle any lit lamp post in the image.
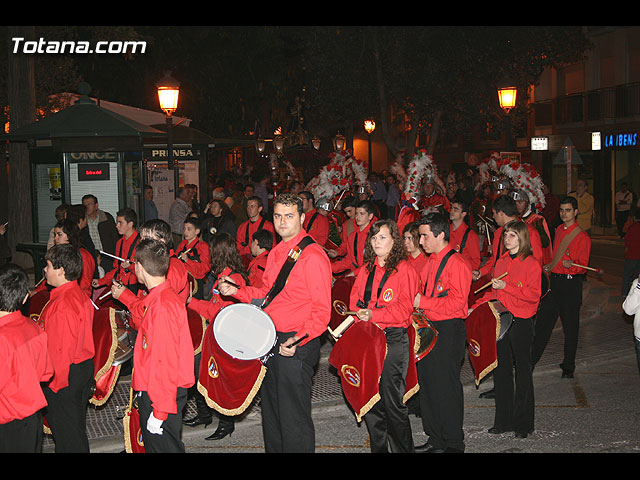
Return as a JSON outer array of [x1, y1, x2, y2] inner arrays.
[[364, 119, 376, 173], [156, 71, 180, 197], [333, 133, 345, 152], [497, 83, 517, 152]]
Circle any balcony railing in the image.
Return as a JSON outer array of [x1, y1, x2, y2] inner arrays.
[[534, 82, 640, 127]]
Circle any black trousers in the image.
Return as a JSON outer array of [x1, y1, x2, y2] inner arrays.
[[532, 274, 583, 373], [0, 411, 44, 453], [416, 318, 466, 451], [260, 333, 320, 453], [364, 327, 414, 453], [139, 388, 188, 453], [42, 358, 93, 453], [493, 316, 535, 433]]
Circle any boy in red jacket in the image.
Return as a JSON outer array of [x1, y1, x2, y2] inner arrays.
[[131, 238, 195, 453], [0, 263, 53, 452], [40, 244, 95, 453]]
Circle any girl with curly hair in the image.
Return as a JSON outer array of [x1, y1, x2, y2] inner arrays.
[[348, 218, 420, 452]]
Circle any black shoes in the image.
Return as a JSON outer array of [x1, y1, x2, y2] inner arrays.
[[414, 443, 463, 453], [488, 426, 513, 435], [182, 415, 213, 428], [489, 426, 533, 438], [561, 370, 574, 379], [205, 422, 235, 441]]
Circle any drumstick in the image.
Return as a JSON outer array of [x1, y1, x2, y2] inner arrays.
[[34, 276, 45, 288], [98, 291, 112, 300], [219, 278, 240, 289], [98, 280, 124, 300], [287, 333, 309, 348], [570, 262, 604, 274], [100, 251, 131, 263], [473, 272, 508, 294]]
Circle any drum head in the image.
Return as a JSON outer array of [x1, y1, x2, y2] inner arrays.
[[213, 303, 277, 360]]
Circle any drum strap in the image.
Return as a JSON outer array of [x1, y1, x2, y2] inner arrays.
[[260, 235, 315, 310], [116, 231, 139, 281], [459, 226, 471, 254], [243, 216, 266, 246], [360, 267, 392, 308], [425, 249, 456, 297], [306, 211, 319, 232], [547, 225, 583, 271], [493, 232, 503, 268]]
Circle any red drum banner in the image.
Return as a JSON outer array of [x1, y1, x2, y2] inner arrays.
[[187, 307, 206, 355], [197, 323, 266, 416], [465, 301, 501, 385], [330, 275, 356, 331]]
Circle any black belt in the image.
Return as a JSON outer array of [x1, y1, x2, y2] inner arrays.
[[551, 272, 585, 280]]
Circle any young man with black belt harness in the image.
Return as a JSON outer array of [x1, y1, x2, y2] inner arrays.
[[219, 193, 332, 453], [414, 213, 472, 453], [532, 196, 591, 378]]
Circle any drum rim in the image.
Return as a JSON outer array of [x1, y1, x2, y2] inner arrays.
[[213, 303, 277, 360]]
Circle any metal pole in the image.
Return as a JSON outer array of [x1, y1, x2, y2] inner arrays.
[[167, 114, 178, 198]]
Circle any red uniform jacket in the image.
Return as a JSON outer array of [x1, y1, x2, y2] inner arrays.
[[417, 245, 471, 322], [625, 221, 640, 260], [132, 281, 195, 421], [331, 219, 377, 276], [303, 208, 330, 247], [79, 247, 95, 297], [449, 222, 481, 271], [349, 259, 419, 329], [247, 251, 269, 289], [40, 281, 95, 393], [119, 253, 190, 327], [98, 231, 139, 287], [333, 218, 356, 257], [407, 251, 428, 275], [523, 211, 553, 264], [189, 271, 247, 322], [233, 230, 332, 344], [473, 251, 541, 318], [0, 311, 54, 423], [550, 222, 591, 275], [479, 223, 543, 278], [236, 216, 276, 257], [176, 237, 211, 280]]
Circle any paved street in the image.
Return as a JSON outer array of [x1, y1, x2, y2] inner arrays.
[[44, 234, 640, 454]]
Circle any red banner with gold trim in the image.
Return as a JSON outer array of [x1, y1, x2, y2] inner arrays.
[[329, 321, 419, 422], [197, 322, 265, 416], [465, 301, 500, 385]]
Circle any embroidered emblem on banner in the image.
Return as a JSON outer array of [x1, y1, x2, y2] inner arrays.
[[137, 429, 144, 446], [382, 288, 394, 302], [341, 364, 361, 387], [208, 356, 219, 379], [469, 339, 481, 357]]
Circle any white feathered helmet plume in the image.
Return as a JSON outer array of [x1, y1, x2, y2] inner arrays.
[[305, 150, 368, 204], [400, 149, 437, 208]]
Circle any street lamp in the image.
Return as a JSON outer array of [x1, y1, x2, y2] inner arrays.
[[497, 83, 517, 151], [333, 133, 345, 152], [156, 71, 180, 197], [364, 119, 376, 173]]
